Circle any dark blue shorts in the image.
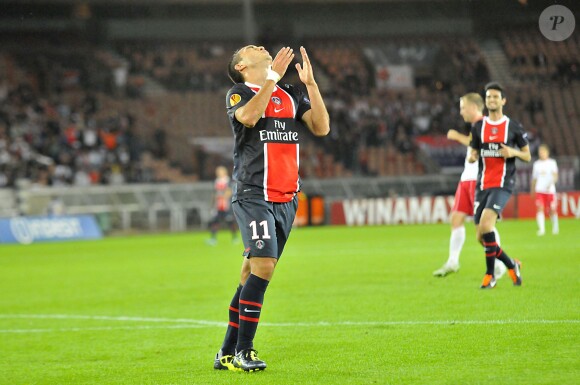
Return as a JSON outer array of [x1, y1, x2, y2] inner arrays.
[[474, 188, 512, 224], [232, 196, 298, 259]]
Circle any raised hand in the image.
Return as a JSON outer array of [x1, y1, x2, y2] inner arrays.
[[271, 47, 294, 79], [295, 46, 316, 86]]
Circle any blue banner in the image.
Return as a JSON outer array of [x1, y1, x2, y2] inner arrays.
[[0, 215, 103, 245]]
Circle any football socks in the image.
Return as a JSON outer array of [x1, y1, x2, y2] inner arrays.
[[220, 284, 243, 355], [236, 274, 269, 352], [496, 247, 515, 269], [482, 231, 497, 275]]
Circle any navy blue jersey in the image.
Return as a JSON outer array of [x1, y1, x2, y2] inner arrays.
[[470, 115, 529, 192], [226, 82, 311, 203]]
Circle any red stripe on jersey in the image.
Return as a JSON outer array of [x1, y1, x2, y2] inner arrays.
[[481, 117, 508, 189], [264, 142, 299, 203], [248, 85, 296, 119], [239, 299, 263, 308], [265, 86, 296, 118], [482, 157, 505, 189]]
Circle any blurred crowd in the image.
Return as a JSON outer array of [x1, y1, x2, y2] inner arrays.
[[118, 42, 234, 92], [0, 79, 148, 188], [0, 31, 577, 187], [308, 37, 490, 174]]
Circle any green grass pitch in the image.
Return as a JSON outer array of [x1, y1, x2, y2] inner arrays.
[[1, 219, 578, 385]]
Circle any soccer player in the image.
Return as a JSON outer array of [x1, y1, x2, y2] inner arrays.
[[469, 82, 531, 289], [433, 93, 505, 279], [206, 166, 237, 245], [213, 45, 329, 371], [531, 144, 559, 236]]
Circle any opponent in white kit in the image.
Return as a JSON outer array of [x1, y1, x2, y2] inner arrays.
[[531, 144, 559, 236]]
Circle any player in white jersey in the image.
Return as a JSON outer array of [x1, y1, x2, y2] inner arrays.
[[434, 93, 506, 279], [531, 144, 559, 235]]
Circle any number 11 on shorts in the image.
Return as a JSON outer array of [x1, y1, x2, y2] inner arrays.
[[249, 220, 271, 240]]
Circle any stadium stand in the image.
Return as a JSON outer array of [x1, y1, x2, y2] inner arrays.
[[1, 28, 579, 187], [500, 29, 580, 156], [0, 43, 154, 188]]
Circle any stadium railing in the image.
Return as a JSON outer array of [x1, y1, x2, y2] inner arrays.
[[11, 166, 576, 232], [0, 189, 18, 218], [11, 174, 460, 232], [15, 183, 214, 232]]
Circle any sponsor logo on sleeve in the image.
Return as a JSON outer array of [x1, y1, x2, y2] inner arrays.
[[229, 94, 242, 107]]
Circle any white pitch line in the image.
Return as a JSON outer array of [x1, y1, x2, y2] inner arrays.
[[0, 314, 578, 334], [0, 314, 223, 326], [0, 325, 207, 334]]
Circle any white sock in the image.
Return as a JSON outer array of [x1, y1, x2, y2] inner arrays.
[[448, 226, 465, 267], [536, 212, 545, 233], [551, 213, 559, 234], [493, 228, 501, 247]]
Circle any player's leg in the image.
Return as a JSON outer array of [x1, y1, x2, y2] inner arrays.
[[206, 212, 220, 245], [237, 256, 276, 356], [214, 218, 252, 371], [434, 211, 465, 277], [535, 194, 546, 236], [476, 222, 505, 279], [548, 194, 559, 234], [493, 227, 507, 279], [482, 189, 521, 287], [234, 256, 274, 371], [474, 190, 496, 288], [434, 181, 471, 277], [478, 207, 500, 288], [233, 196, 298, 370], [214, 264, 248, 370], [231, 199, 281, 371], [448, 212, 466, 269]]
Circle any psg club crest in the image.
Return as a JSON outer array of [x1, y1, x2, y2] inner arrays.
[[491, 127, 498, 134], [256, 240, 265, 250], [271, 96, 282, 105]]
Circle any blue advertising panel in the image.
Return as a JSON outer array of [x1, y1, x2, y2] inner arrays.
[[0, 215, 103, 245]]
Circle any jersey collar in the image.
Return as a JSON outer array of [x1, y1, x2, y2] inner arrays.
[[245, 81, 261, 89], [245, 81, 278, 93], [485, 115, 508, 125]]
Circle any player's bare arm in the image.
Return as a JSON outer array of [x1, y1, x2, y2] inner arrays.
[[468, 148, 479, 163], [235, 47, 295, 128], [296, 47, 330, 136], [447, 129, 471, 147], [499, 144, 531, 162]]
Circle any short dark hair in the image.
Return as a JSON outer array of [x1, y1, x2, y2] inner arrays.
[[484, 82, 505, 99], [228, 48, 244, 84]]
